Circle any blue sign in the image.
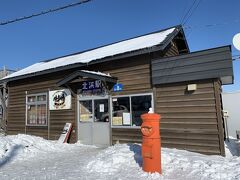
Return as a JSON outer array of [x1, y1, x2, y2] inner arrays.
[[113, 83, 123, 92]]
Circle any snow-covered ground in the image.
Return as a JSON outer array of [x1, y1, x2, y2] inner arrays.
[[0, 134, 240, 180]]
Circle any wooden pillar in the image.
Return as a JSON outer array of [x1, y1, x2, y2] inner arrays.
[[0, 83, 7, 134]]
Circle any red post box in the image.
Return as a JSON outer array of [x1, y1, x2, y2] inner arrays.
[[141, 111, 161, 174]]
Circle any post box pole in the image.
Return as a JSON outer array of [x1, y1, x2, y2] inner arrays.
[[141, 112, 161, 174]]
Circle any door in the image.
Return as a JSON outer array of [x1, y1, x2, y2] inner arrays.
[[78, 97, 110, 147], [79, 100, 93, 145], [93, 99, 110, 146]]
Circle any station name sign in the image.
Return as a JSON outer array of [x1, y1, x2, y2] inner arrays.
[[82, 80, 102, 91], [80, 80, 106, 96]]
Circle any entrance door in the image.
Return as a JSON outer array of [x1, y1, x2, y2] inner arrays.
[[78, 97, 110, 147]]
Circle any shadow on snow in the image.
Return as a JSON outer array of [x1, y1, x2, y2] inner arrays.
[[128, 143, 142, 167], [0, 144, 23, 168]]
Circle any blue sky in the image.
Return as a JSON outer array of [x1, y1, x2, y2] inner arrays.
[[0, 0, 239, 92]]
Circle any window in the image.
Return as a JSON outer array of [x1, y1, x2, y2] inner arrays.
[[26, 93, 47, 126], [111, 94, 153, 127]]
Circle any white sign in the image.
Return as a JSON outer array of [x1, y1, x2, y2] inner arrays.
[[123, 112, 131, 125], [99, 104, 104, 112], [49, 89, 71, 110]]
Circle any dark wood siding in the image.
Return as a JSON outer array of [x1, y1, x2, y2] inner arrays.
[[111, 43, 180, 145], [155, 79, 224, 155], [7, 53, 154, 143], [112, 79, 225, 155], [152, 46, 233, 85], [164, 42, 179, 57], [7, 72, 77, 143]]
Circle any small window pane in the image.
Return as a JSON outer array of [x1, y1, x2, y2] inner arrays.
[[112, 97, 130, 126], [94, 99, 109, 122], [131, 95, 152, 126], [37, 104, 47, 125], [27, 105, 37, 125], [37, 95, 46, 101], [27, 96, 36, 102], [79, 100, 93, 122]]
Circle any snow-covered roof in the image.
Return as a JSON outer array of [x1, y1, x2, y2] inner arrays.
[[81, 70, 111, 77], [2, 26, 178, 82]]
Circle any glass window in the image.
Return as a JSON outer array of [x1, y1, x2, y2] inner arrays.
[[94, 99, 109, 122], [37, 104, 47, 125], [79, 100, 93, 122], [131, 95, 152, 126], [112, 97, 130, 126], [26, 93, 47, 126], [112, 94, 153, 127], [27, 96, 36, 102], [37, 95, 46, 101]]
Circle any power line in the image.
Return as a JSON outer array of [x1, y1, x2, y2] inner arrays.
[[183, 18, 240, 29], [179, 0, 193, 24], [0, 0, 92, 26], [180, 0, 198, 25], [182, 0, 202, 25], [180, 0, 202, 25]]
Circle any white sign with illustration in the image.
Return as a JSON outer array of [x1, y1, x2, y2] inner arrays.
[[49, 89, 71, 110]]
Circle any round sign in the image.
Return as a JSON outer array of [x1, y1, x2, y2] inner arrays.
[[233, 33, 240, 51]]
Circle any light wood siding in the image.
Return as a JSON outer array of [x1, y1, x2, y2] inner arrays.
[[7, 72, 77, 143], [155, 79, 224, 155]]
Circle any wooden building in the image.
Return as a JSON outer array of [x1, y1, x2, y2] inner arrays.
[[0, 25, 233, 156]]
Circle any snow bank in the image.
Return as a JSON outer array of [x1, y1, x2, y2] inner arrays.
[[86, 143, 240, 180], [225, 137, 240, 157], [0, 134, 90, 162], [1, 134, 240, 180]]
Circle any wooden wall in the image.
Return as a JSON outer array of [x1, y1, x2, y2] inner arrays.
[[111, 79, 225, 156], [152, 46, 233, 86], [155, 79, 225, 155], [7, 71, 77, 143], [6, 53, 154, 143], [111, 43, 180, 144]]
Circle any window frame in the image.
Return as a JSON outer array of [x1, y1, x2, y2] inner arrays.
[[25, 93, 48, 127], [111, 93, 154, 129]]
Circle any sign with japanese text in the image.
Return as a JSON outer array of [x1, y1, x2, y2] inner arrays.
[[80, 80, 106, 96], [49, 89, 71, 110], [82, 80, 102, 91]]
